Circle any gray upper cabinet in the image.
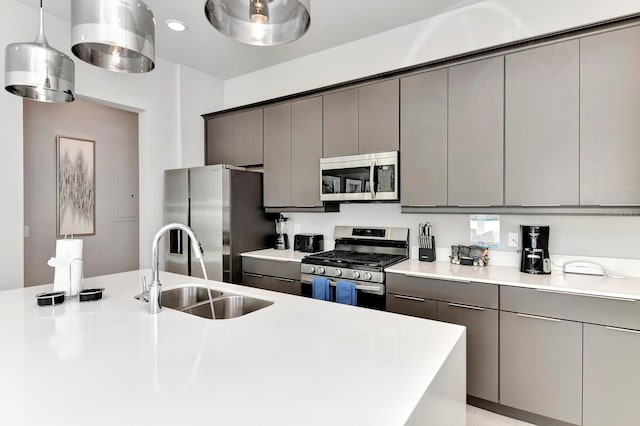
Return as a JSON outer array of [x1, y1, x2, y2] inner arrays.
[[500, 311, 582, 425], [580, 26, 640, 206], [437, 302, 498, 403], [206, 115, 235, 166], [400, 69, 448, 206], [358, 79, 400, 154], [323, 88, 359, 157], [233, 109, 264, 167], [263, 103, 292, 207], [291, 96, 323, 207], [505, 40, 579, 206], [583, 323, 640, 426], [448, 56, 504, 206]]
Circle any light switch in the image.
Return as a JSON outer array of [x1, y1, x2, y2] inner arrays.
[[508, 232, 519, 248], [24, 226, 29, 238]]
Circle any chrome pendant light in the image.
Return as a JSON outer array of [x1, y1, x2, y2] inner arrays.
[[4, 0, 75, 103], [205, 0, 311, 46], [70, 0, 156, 73]]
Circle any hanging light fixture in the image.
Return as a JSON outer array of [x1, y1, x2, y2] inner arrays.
[[4, 0, 75, 103], [205, 0, 311, 46], [70, 0, 156, 73]]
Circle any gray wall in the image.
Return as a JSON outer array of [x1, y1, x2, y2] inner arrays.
[[23, 99, 139, 286]]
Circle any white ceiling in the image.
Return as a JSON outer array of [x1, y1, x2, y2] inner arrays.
[[17, 0, 484, 80]]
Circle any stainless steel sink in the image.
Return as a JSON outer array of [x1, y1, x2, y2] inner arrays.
[[160, 285, 273, 320]]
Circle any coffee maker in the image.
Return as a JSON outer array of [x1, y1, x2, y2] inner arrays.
[[274, 214, 290, 250], [520, 225, 551, 274]]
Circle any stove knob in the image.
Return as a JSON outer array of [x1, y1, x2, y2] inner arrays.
[[363, 272, 372, 281], [308, 266, 315, 274], [317, 267, 325, 274], [334, 269, 342, 277], [352, 271, 361, 279]]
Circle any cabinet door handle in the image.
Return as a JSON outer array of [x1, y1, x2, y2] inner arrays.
[[517, 313, 561, 322], [448, 302, 485, 311], [606, 326, 640, 335], [393, 294, 425, 302], [244, 273, 265, 279], [400, 273, 471, 284], [535, 288, 638, 302], [272, 277, 295, 283]]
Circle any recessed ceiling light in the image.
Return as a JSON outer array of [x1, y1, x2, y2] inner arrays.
[[166, 19, 187, 32]]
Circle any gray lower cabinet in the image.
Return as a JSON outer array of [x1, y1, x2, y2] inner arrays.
[[505, 40, 579, 206], [323, 88, 359, 157], [400, 69, 448, 206], [291, 96, 323, 207], [583, 324, 640, 426], [500, 311, 582, 425], [385, 293, 437, 320], [206, 115, 235, 166], [436, 302, 498, 403], [233, 109, 264, 167], [358, 79, 399, 154], [448, 56, 504, 206], [580, 25, 640, 206], [263, 103, 292, 207], [242, 257, 302, 296]]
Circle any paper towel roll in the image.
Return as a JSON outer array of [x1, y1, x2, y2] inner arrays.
[[49, 239, 83, 296]]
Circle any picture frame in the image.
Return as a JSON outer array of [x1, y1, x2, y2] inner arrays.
[[322, 175, 341, 194], [345, 178, 362, 193], [56, 136, 95, 237]]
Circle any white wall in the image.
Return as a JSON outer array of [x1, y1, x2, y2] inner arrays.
[[179, 66, 225, 168], [222, 0, 640, 274], [224, 0, 640, 106], [0, 1, 224, 290]]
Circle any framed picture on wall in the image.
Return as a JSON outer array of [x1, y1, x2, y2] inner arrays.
[[56, 136, 95, 236]]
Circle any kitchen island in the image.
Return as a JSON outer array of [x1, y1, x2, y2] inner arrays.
[[0, 270, 466, 426]]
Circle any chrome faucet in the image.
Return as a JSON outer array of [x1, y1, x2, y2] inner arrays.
[[146, 223, 204, 314]]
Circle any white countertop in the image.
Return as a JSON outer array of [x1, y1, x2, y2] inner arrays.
[[0, 270, 465, 426], [386, 260, 640, 300], [241, 248, 316, 262]]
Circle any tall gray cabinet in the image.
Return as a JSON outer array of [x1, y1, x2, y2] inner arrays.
[[580, 25, 640, 206], [323, 79, 399, 157], [263, 97, 324, 208], [400, 69, 448, 206], [448, 56, 504, 206], [505, 40, 580, 206]]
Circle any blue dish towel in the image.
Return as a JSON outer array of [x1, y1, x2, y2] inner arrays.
[[312, 277, 331, 301], [336, 281, 357, 306]]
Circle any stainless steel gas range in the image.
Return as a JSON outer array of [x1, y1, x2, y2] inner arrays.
[[300, 226, 409, 310]]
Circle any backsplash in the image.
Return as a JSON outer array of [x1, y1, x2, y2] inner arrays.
[[286, 203, 640, 276]]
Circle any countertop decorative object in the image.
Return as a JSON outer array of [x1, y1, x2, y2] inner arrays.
[[0, 270, 465, 425], [386, 260, 640, 300]]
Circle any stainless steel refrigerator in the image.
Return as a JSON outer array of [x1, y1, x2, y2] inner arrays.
[[164, 165, 273, 283]]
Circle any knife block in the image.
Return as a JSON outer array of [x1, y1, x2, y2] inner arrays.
[[418, 237, 436, 262]]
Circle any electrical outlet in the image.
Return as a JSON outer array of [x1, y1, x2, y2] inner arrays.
[[508, 232, 519, 248]]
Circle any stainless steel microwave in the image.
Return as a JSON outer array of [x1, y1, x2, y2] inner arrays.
[[320, 151, 399, 202]]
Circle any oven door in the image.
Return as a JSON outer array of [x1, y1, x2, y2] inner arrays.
[[300, 273, 386, 310], [320, 151, 398, 202]]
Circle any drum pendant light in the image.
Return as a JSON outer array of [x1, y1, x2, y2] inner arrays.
[[205, 0, 311, 46], [4, 0, 75, 103], [71, 0, 156, 73]]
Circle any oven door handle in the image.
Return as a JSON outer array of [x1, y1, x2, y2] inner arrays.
[[328, 280, 381, 292], [369, 160, 376, 199]]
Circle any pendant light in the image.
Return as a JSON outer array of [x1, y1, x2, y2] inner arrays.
[[70, 0, 156, 73], [205, 0, 311, 46], [4, 0, 75, 103]]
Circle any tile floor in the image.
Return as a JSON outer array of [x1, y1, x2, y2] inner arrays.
[[467, 405, 535, 426]]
